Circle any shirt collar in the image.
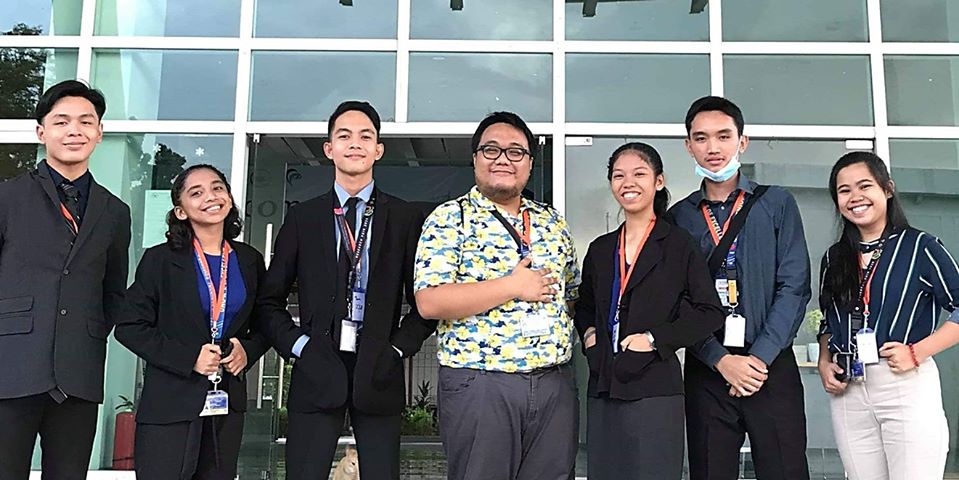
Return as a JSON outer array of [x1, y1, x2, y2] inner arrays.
[[467, 185, 545, 216], [694, 172, 756, 205], [46, 162, 92, 197], [334, 180, 375, 207]]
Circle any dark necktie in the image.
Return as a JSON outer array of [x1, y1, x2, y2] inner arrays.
[[336, 197, 360, 318], [59, 181, 82, 225]]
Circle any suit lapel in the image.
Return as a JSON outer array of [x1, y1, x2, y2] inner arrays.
[[225, 242, 257, 339], [170, 248, 211, 338], [595, 233, 618, 324], [34, 162, 64, 218], [313, 191, 338, 281], [621, 221, 668, 297], [65, 182, 108, 267], [367, 189, 389, 280]]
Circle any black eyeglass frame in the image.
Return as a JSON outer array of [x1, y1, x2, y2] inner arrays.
[[474, 144, 533, 162]]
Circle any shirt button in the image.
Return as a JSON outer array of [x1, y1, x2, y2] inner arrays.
[[60, 309, 68, 315]]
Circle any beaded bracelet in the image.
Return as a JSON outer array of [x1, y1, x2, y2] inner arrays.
[[907, 344, 921, 370]]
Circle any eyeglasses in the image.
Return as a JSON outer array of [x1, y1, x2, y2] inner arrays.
[[474, 144, 532, 162]]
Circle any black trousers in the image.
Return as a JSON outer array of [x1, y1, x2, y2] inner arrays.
[[0, 394, 99, 480], [685, 348, 810, 480], [134, 411, 245, 480], [286, 350, 402, 480]]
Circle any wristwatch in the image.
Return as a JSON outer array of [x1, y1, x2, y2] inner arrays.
[[644, 331, 656, 350]]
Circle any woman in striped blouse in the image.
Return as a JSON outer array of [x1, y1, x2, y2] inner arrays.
[[817, 151, 959, 480]]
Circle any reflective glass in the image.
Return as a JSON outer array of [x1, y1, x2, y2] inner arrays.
[[408, 53, 552, 122], [411, 0, 551, 40], [885, 56, 959, 126], [566, 1, 708, 41], [0, 48, 78, 119], [254, 0, 396, 38], [95, 0, 240, 37], [0, 144, 44, 181], [724, 55, 873, 126], [890, 139, 959, 170], [881, 0, 959, 42], [723, 0, 867, 41], [566, 54, 709, 123], [249, 52, 396, 121], [2, 0, 81, 35], [91, 50, 238, 121]]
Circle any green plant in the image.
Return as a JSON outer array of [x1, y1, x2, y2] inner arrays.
[[803, 310, 824, 336], [115, 395, 134, 413], [401, 405, 437, 436], [412, 380, 434, 409]]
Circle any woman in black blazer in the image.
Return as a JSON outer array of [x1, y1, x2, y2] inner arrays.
[[574, 142, 725, 480], [116, 164, 268, 480]]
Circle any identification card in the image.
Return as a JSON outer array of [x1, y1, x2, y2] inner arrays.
[[351, 289, 366, 323], [199, 390, 229, 417], [715, 279, 730, 307], [521, 314, 551, 337], [723, 313, 746, 347], [851, 359, 865, 381], [339, 319, 358, 352], [855, 328, 879, 364], [611, 320, 621, 353]]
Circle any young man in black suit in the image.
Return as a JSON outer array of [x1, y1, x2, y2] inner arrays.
[[256, 101, 436, 479], [0, 80, 131, 479]]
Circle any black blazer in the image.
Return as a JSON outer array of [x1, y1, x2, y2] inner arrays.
[[256, 188, 436, 416], [0, 161, 130, 403], [574, 220, 724, 400], [116, 241, 269, 424]]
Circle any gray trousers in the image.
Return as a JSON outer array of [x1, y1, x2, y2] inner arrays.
[[437, 363, 579, 480], [586, 395, 685, 480]]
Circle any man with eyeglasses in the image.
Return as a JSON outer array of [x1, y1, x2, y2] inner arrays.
[[414, 111, 581, 480]]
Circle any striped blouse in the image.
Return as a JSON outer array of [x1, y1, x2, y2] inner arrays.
[[819, 228, 959, 353]]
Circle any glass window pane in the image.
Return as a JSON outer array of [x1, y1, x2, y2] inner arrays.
[[249, 52, 396, 122], [408, 53, 552, 122], [566, 54, 709, 123], [95, 0, 240, 37], [254, 0, 396, 38], [0, 48, 78, 119], [0, 144, 44, 181], [724, 55, 873, 126], [885, 56, 959, 127], [91, 50, 238, 121], [411, 0, 551, 40], [881, 0, 959, 42], [723, 0, 867, 41], [566, 1, 708, 41], [890, 139, 959, 170], [3, 0, 81, 35]]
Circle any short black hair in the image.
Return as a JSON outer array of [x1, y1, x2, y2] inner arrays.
[[470, 111, 536, 158], [684, 96, 745, 137], [327, 100, 381, 139], [35, 80, 107, 124]]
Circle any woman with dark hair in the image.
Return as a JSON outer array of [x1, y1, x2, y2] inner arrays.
[[573, 142, 724, 479], [817, 151, 959, 480], [116, 164, 269, 479]]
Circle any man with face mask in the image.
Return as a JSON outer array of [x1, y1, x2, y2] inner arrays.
[[668, 96, 812, 480]]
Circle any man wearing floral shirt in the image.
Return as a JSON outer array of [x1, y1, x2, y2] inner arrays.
[[414, 111, 581, 480]]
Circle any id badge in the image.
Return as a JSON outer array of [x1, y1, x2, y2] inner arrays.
[[351, 288, 366, 323], [521, 314, 550, 337], [611, 320, 621, 353], [339, 319, 358, 352], [520, 245, 530, 258], [855, 328, 879, 364], [715, 279, 730, 307], [851, 359, 866, 381], [199, 390, 229, 417], [723, 313, 746, 347]]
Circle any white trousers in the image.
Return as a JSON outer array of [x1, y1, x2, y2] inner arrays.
[[829, 357, 950, 480]]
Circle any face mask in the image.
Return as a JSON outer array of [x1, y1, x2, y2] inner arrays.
[[695, 150, 742, 183]]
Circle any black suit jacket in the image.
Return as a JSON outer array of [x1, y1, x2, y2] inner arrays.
[[116, 241, 269, 424], [574, 220, 725, 400], [0, 161, 130, 403], [256, 188, 435, 415]]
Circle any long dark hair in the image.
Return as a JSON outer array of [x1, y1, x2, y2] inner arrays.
[[821, 152, 910, 310], [607, 142, 670, 218], [166, 164, 242, 251]]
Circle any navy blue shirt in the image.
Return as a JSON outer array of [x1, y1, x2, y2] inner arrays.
[[47, 163, 91, 219], [194, 251, 246, 340], [819, 229, 959, 353], [668, 173, 812, 367]]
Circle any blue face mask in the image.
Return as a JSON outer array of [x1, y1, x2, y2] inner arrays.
[[694, 151, 741, 183]]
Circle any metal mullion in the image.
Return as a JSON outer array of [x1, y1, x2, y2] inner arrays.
[[867, 0, 890, 161], [230, 0, 256, 223], [407, 39, 553, 53], [721, 42, 872, 55], [76, 0, 97, 81], [553, 0, 566, 214], [102, 121, 235, 134], [564, 41, 709, 54], [886, 126, 959, 139], [250, 37, 397, 52], [0, 36, 82, 48], [709, 0, 724, 95], [395, 0, 412, 123], [563, 123, 876, 139], [881, 43, 959, 55], [89, 36, 241, 50]]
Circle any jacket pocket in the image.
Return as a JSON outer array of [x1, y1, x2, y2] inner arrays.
[[612, 350, 658, 384], [0, 295, 33, 315], [0, 315, 32, 336]]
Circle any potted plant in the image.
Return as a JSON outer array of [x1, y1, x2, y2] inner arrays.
[[401, 380, 438, 437], [802, 310, 824, 363], [113, 395, 135, 470]]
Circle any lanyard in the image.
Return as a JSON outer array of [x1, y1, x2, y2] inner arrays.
[[701, 191, 747, 246], [333, 191, 377, 291], [702, 191, 747, 306], [852, 243, 884, 331], [192, 238, 231, 341], [489, 208, 532, 256], [59, 203, 78, 235], [617, 218, 657, 303]]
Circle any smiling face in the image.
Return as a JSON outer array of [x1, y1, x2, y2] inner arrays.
[[685, 110, 748, 173], [323, 110, 383, 179], [473, 122, 532, 203], [174, 168, 234, 230], [609, 151, 664, 216], [36, 95, 103, 170], [834, 162, 893, 238]]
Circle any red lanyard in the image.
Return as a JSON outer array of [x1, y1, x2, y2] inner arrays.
[[519, 209, 531, 248], [618, 218, 657, 300], [59, 203, 78, 234], [192, 238, 231, 340], [701, 191, 747, 245]]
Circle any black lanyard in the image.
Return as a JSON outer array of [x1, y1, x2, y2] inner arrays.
[[489, 208, 531, 256], [850, 239, 884, 332], [334, 190, 376, 290]]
